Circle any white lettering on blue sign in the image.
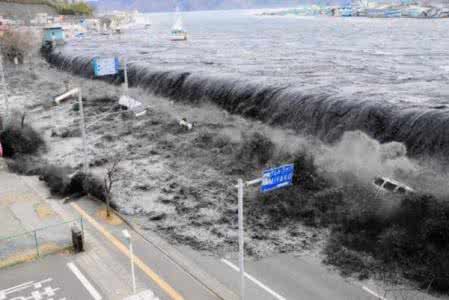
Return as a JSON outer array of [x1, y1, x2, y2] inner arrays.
[[92, 57, 120, 77], [261, 164, 294, 193]]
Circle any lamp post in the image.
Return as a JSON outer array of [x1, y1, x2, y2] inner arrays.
[[122, 229, 136, 294]]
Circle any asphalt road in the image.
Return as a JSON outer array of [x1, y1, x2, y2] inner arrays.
[[178, 247, 442, 300], [62, 197, 441, 300], [179, 247, 374, 300], [9, 177, 442, 300], [0, 255, 103, 300], [67, 198, 224, 300]]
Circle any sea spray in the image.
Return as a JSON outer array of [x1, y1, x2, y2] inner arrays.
[[44, 51, 449, 162]]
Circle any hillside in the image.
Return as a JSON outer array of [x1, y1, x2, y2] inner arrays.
[[0, 0, 57, 18], [0, 0, 93, 17], [94, 0, 325, 12], [92, 0, 449, 12]]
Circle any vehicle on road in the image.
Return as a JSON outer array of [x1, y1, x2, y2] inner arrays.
[[373, 176, 415, 195]]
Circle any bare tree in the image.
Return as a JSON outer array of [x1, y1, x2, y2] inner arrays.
[[104, 157, 121, 218]]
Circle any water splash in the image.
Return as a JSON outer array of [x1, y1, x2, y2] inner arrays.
[[44, 51, 449, 162]]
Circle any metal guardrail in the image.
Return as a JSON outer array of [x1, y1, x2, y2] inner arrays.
[[0, 218, 83, 265]]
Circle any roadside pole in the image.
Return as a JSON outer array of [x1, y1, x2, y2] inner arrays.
[[123, 56, 129, 95], [78, 88, 88, 173], [237, 178, 245, 300], [53, 87, 89, 172], [236, 177, 262, 300], [235, 164, 294, 300], [0, 54, 9, 127], [130, 236, 136, 294], [123, 229, 137, 294]]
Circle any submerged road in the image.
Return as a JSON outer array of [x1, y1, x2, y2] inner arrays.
[[69, 196, 376, 300], [18, 176, 225, 300], [14, 176, 441, 300]]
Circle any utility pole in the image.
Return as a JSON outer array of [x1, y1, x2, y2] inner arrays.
[[0, 54, 9, 127], [78, 88, 88, 173]]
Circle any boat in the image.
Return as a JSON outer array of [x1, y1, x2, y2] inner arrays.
[[171, 7, 187, 41]]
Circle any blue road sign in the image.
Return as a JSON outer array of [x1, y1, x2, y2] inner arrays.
[[261, 164, 294, 193], [92, 57, 120, 77]]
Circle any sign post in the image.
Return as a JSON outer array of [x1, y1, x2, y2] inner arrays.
[[261, 164, 295, 193], [92, 57, 120, 77], [93, 56, 145, 117], [123, 56, 129, 95], [236, 164, 294, 300]]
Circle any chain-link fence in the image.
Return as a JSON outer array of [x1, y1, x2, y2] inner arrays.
[[0, 218, 83, 267]]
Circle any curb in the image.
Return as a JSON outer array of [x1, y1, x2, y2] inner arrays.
[[113, 209, 238, 300]]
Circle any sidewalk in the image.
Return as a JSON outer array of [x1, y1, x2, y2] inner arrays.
[[10, 172, 140, 299], [0, 166, 138, 299], [0, 158, 239, 300], [0, 166, 229, 300], [0, 164, 77, 267]]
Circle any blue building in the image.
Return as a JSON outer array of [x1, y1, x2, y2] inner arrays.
[[43, 26, 65, 46]]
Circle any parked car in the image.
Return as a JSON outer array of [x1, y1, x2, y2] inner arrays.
[[373, 176, 415, 195]]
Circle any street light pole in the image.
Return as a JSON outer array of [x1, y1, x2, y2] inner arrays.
[[122, 229, 136, 294]]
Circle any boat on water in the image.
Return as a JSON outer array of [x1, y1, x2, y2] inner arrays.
[[171, 8, 187, 41]]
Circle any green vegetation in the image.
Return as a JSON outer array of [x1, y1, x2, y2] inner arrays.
[[0, 0, 94, 16], [56, 2, 93, 16]]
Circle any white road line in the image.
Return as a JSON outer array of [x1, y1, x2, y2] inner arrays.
[[221, 258, 287, 300], [67, 262, 102, 300], [362, 286, 388, 300], [0, 281, 33, 293], [0, 281, 34, 298]]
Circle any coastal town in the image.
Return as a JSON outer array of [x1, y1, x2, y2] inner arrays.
[[261, 0, 449, 17]]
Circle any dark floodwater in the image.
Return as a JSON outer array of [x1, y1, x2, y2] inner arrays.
[[50, 10, 449, 159], [63, 10, 449, 106]]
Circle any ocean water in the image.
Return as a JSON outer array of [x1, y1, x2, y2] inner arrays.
[[63, 10, 449, 105], [49, 10, 449, 159]]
